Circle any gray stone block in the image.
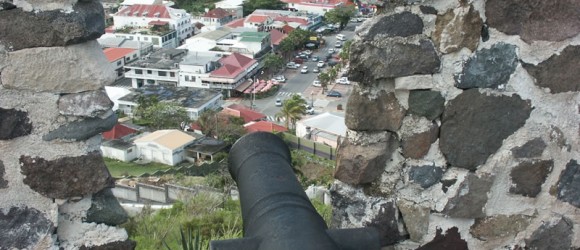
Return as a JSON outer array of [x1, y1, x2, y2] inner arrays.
[[556, 160, 580, 208], [346, 90, 406, 132], [509, 160, 553, 197], [454, 43, 518, 90], [0, 206, 54, 249], [43, 113, 117, 141], [85, 189, 129, 226], [523, 45, 580, 93]]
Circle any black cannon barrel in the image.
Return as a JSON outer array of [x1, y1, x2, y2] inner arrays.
[[210, 132, 380, 250]]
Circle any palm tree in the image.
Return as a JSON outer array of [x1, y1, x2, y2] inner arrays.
[[318, 72, 331, 93], [276, 94, 307, 129]]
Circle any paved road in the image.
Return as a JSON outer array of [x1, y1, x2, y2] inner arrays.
[[251, 21, 361, 120]]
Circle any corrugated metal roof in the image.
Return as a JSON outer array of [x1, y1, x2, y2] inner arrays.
[[134, 129, 196, 150]]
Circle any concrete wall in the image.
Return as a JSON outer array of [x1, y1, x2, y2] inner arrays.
[[0, 1, 134, 249], [112, 183, 223, 204], [332, 1, 580, 249]]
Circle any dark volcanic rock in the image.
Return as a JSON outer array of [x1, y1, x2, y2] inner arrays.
[[523, 45, 580, 93], [346, 90, 406, 132], [85, 189, 129, 226], [419, 5, 437, 15], [442, 174, 493, 218], [433, 4, 483, 54], [0, 2, 16, 10], [470, 214, 532, 241], [364, 201, 404, 246], [441, 179, 456, 193], [0, 107, 33, 140], [416, 227, 468, 250], [361, 12, 423, 41], [486, 0, 580, 43], [455, 43, 518, 89], [43, 113, 117, 141], [525, 217, 573, 250], [0, 1, 105, 51], [400, 119, 438, 159], [481, 22, 490, 42], [556, 160, 580, 208], [511, 137, 547, 158], [408, 165, 443, 189], [510, 160, 553, 197], [0, 160, 7, 188], [335, 134, 399, 185], [408, 90, 445, 121], [80, 240, 137, 250], [0, 206, 54, 249], [20, 152, 114, 199], [58, 90, 113, 117], [397, 200, 429, 242], [349, 38, 440, 83], [440, 90, 532, 170]]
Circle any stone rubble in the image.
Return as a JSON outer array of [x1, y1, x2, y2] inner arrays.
[[333, 1, 580, 248], [0, 1, 131, 249]]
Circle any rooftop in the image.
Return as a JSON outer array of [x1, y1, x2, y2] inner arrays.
[[187, 137, 229, 155], [117, 4, 171, 18], [118, 85, 222, 109], [134, 129, 196, 150], [102, 123, 138, 140], [225, 18, 245, 28], [195, 27, 233, 41], [125, 48, 187, 69], [181, 51, 223, 66], [239, 31, 269, 43], [245, 121, 288, 133], [203, 8, 232, 19], [246, 14, 269, 23], [222, 104, 266, 123], [102, 139, 135, 150], [98, 37, 154, 50], [300, 112, 346, 137], [103, 47, 136, 62]]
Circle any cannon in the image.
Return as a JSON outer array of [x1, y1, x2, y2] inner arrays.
[[210, 132, 380, 250]]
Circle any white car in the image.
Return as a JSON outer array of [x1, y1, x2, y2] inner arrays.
[[335, 41, 342, 48], [336, 77, 350, 85], [328, 48, 335, 53], [317, 61, 325, 68], [336, 34, 346, 41], [286, 62, 298, 69], [305, 105, 315, 115], [272, 75, 286, 83], [275, 98, 282, 106], [300, 66, 309, 74], [312, 80, 321, 87]]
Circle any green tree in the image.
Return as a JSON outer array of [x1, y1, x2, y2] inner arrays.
[[143, 102, 190, 130], [328, 66, 338, 82], [242, 0, 285, 16], [324, 5, 356, 29], [197, 110, 246, 144], [262, 53, 285, 75], [338, 40, 352, 64], [276, 94, 307, 129], [317, 72, 331, 93], [134, 95, 159, 120]]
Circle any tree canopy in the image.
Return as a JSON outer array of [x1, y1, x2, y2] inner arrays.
[[197, 110, 247, 144], [142, 102, 190, 130], [279, 28, 317, 53], [324, 5, 357, 29], [263, 53, 285, 75], [338, 40, 353, 64], [242, 0, 286, 16], [276, 94, 307, 129]]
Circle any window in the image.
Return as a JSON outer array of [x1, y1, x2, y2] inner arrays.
[[135, 69, 143, 74], [170, 72, 175, 77], [147, 70, 152, 74], [127, 148, 133, 153], [147, 79, 155, 84], [117, 61, 122, 66], [158, 71, 167, 76]]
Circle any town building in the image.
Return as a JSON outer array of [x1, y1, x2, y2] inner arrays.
[[181, 27, 271, 59], [295, 112, 346, 148], [103, 47, 140, 79], [98, 36, 154, 56], [124, 48, 187, 88], [117, 85, 223, 120], [214, 0, 244, 19], [134, 130, 197, 166], [245, 9, 324, 32], [192, 8, 235, 32], [280, 0, 352, 15], [113, 4, 194, 44]]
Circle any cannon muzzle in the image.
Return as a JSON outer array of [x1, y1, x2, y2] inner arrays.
[[210, 132, 380, 250]]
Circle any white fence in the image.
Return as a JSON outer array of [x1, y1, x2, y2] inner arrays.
[[112, 182, 223, 204]]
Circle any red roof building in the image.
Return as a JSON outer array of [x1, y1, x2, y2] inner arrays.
[[246, 15, 269, 24], [103, 48, 136, 63], [269, 29, 287, 46], [102, 123, 138, 140], [225, 18, 245, 28], [117, 4, 171, 18], [203, 8, 231, 19], [245, 121, 288, 133], [281, 25, 295, 34], [274, 16, 308, 26], [210, 53, 257, 78], [222, 104, 266, 123]]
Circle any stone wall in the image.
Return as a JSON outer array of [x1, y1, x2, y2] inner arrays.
[[0, 1, 134, 249], [333, 0, 580, 249]]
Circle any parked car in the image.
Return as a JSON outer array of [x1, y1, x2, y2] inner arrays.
[[305, 105, 315, 115], [275, 98, 282, 106], [312, 80, 321, 87], [335, 77, 350, 85], [335, 41, 342, 48], [317, 61, 325, 68], [336, 34, 346, 41], [328, 48, 335, 53], [326, 90, 342, 97], [273, 75, 286, 83], [286, 62, 299, 69], [300, 66, 309, 74], [313, 68, 320, 73], [311, 56, 319, 62]]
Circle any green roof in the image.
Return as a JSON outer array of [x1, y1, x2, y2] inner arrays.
[[240, 32, 269, 39], [240, 36, 266, 42]]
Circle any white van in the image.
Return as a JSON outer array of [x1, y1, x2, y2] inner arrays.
[[336, 34, 346, 41]]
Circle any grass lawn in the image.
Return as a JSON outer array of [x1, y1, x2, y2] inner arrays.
[[104, 158, 173, 178]]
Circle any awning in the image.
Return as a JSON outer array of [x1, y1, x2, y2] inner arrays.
[[235, 80, 254, 92]]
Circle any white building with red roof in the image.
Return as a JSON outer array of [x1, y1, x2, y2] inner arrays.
[[113, 4, 194, 44], [193, 8, 234, 31], [103, 47, 139, 79], [214, 0, 243, 19], [281, 0, 353, 15], [244, 9, 323, 32], [179, 52, 260, 97]]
